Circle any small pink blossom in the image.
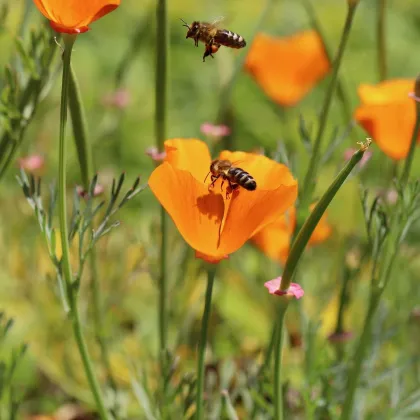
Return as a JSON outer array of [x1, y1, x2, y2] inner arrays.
[[386, 189, 398, 205], [343, 148, 372, 168], [102, 89, 131, 109], [200, 123, 231, 138], [264, 277, 304, 299], [76, 184, 104, 199], [327, 331, 353, 343], [408, 92, 420, 102], [146, 147, 166, 162], [18, 155, 45, 172]]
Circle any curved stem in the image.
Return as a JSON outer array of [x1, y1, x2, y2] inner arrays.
[[273, 303, 288, 420], [195, 267, 217, 420], [299, 3, 359, 213], [58, 34, 110, 420]]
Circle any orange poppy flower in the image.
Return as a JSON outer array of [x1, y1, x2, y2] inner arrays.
[[244, 31, 330, 106], [148, 139, 298, 263], [32, 0, 120, 33], [252, 205, 331, 264], [354, 79, 417, 160]]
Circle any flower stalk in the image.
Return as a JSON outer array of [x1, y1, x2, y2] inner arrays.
[[281, 139, 371, 291], [341, 90, 420, 419], [58, 34, 111, 420], [273, 302, 288, 420], [195, 266, 217, 420], [299, 1, 359, 223], [156, 0, 169, 370]]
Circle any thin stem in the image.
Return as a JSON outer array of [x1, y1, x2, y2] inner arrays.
[[282, 141, 370, 290], [67, 61, 117, 396], [71, 299, 112, 420], [58, 34, 76, 309], [273, 303, 288, 420], [58, 34, 110, 420], [301, 0, 353, 126], [299, 3, 359, 212], [195, 267, 217, 420], [155, 0, 169, 365], [400, 95, 420, 185], [377, 0, 387, 81], [339, 291, 381, 420]]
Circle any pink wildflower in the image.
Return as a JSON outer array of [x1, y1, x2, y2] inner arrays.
[[76, 184, 104, 199], [102, 89, 130, 109], [18, 155, 45, 173], [264, 277, 304, 299], [200, 122, 231, 138], [146, 146, 166, 162]]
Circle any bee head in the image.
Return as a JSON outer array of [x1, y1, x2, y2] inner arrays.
[[183, 20, 200, 39]]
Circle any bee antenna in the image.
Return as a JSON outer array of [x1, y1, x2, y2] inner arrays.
[[180, 18, 190, 28], [204, 171, 211, 183]]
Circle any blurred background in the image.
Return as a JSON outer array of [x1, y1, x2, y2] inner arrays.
[[1, 0, 420, 418]]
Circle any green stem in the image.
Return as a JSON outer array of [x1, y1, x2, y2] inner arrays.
[[68, 65, 93, 189], [281, 141, 370, 290], [273, 303, 288, 420], [400, 91, 420, 185], [68, 60, 117, 395], [339, 290, 381, 420], [58, 34, 76, 311], [58, 34, 110, 420], [301, 0, 353, 126], [377, 0, 387, 81], [195, 267, 216, 420], [71, 299, 112, 420], [299, 3, 359, 211]]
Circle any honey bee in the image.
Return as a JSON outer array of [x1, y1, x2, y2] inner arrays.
[[204, 159, 257, 198], [181, 17, 246, 62]]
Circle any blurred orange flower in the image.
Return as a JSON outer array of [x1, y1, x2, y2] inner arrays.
[[244, 31, 330, 106], [32, 0, 120, 33], [252, 205, 331, 264], [354, 79, 417, 160], [148, 139, 298, 263]]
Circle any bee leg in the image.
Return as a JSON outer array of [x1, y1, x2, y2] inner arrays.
[[194, 36, 199, 47], [203, 44, 212, 62], [209, 175, 218, 189], [220, 179, 225, 192]]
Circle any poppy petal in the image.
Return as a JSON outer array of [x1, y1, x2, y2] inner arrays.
[[245, 31, 330, 106], [355, 101, 416, 160], [164, 139, 212, 183], [33, 0, 120, 32], [358, 79, 414, 105], [149, 162, 227, 260]]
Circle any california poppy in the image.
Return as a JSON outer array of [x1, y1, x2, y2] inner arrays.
[[32, 0, 120, 33], [244, 31, 330, 106], [148, 139, 298, 263], [251, 205, 331, 264], [354, 79, 417, 160]]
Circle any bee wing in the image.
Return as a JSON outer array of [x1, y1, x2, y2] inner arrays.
[[210, 16, 226, 28]]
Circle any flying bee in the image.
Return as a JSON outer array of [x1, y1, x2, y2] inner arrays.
[[180, 17, 246, 62], [204, 159, 257, 199]]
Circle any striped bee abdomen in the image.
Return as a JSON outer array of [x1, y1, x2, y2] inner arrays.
[[228, 167, 257, 191], [214, 30, 246, 49]]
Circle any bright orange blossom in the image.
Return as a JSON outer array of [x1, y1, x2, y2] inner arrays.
[[354, 79, 418, 160], [148, 139, 298, 263], [244, 31, 330, 107], [252, 205, 331, 264], [32, 0, 120, 33]]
